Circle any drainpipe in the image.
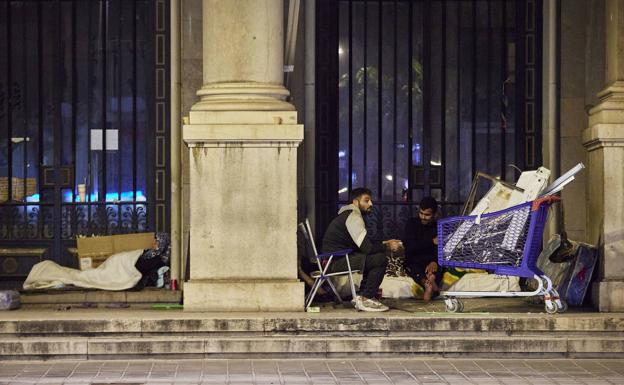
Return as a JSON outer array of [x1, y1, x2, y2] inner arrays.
[[170, 0, 182, 288], [304, 0, 316, 231], [543, 0, 562, 236]]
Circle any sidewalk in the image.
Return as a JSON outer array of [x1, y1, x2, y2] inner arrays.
[[0, 358, 623, 384]]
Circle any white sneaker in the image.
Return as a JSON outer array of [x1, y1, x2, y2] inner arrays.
[[353, 295, 389, 312]]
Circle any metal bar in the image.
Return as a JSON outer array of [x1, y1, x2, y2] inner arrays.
[[102, 0, 108, 215], [117, 0, 122, 231], [37, 1, 43, 237], [441, 1, 447, 203], [422, 0, 431, 196], [363, 1, 368, 189], [19, 2, 29, 206], [501, 0, 507, 179], [407, 0, 412, 202], [54, 0, 63, 260], [486, 0, 492, 174], [21, 2, 29, 207], [456, 2, 461, 198], [471, 1, 477, 181], [348, 0, 353, 194], [133, 0, 137, 217], [392, 0, 397, 201], [71, 0, 77, 234], [7, 1, 12, 202], [377, 0, 381, 196], [87, 0, 93, 230]]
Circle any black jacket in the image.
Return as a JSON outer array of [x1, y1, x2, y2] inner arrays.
[[403, 218, 438, 267], [322, 209, 385, 255]]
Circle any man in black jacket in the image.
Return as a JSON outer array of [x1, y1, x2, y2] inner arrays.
[[403, 196, 441, 301], [322, 187, 401, 312]]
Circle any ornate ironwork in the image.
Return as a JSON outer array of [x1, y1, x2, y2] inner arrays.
[[0, 202, 149, 241]]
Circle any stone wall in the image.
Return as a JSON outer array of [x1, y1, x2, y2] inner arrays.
[[180, 0, 203, 276], [559, 0, 605, 244]]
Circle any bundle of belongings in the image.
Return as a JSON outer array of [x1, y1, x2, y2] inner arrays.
[[527, 233, 597, 306], [23, 232, 171, 291], [331, 163, 585, 300]]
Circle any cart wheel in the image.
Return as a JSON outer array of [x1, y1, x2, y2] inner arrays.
[[557, 300, 568, 313], [445, 298, 461, 313], [544, 301, 558, 314]]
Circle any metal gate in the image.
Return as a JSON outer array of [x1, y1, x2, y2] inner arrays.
[[0, 0, 170, 287], [316, 0, 542, 240]]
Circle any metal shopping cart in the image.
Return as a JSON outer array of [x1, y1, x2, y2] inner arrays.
[[437, 196, 566, 314]]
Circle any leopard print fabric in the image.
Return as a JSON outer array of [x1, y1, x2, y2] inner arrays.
[[385, 252, 408, 277]]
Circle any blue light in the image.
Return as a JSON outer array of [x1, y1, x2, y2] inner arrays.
[[25, 191, 147, 203]]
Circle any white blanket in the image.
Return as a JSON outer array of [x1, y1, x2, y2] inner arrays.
[[23, 249, 144, 291]]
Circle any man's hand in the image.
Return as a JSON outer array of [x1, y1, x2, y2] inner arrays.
[[433, 236, 438, 245], [425, 261, 438, 275], [383, 239, 402, 252]]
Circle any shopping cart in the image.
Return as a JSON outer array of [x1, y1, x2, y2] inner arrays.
[[437, 196, 566, 314]]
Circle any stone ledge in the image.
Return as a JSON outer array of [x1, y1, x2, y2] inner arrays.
[[183, 124, 303, 145], [16, 319, 142, 335], [20, 288, 182, 304], [0, 339, 87, 356], [583, 124, 624, 150], [3, 314, 624, 336], [2, 336, 622, 357], [87, 337, 205, 355], [141, 318, 265, 333], [188, 110, 298, 125]]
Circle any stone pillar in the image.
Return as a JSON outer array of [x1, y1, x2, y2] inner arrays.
[[182, 0, 304, 311], [584, 0, 624, 312]]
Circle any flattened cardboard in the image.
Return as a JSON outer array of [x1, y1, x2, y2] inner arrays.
[[76, 232, 154, 270]]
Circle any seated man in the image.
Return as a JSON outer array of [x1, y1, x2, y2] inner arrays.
[[403, 196, 441, 301], [322, 187, 401, 312]]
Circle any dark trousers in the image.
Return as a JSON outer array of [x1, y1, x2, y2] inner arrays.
[[327, 252, 387, 298]]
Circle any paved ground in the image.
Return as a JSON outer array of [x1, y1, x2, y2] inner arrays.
[[0, 358, 623, 385], [3, 296, 601, 319]]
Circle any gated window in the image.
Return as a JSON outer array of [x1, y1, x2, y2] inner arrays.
[[316, 0, 541, 240], [0, 0, 170, 279]]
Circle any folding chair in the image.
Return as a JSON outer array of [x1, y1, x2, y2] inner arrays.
[[299, 219, 359, 310]]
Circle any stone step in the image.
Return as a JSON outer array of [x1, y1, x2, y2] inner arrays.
[[19, 288, 181, 305], [2, 306, 623, 359], [2, 314, 623, 337], [1, 335, 623, 359]]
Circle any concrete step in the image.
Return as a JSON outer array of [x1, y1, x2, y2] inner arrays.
[[2, 313, 623, 337], [1, 335, 623, 359], [1, 310, 624, 359], [19, 287, 181, 305]]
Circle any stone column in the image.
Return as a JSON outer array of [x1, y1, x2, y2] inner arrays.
[[584, 0, 624, 312], [182, 0, 304, 311]]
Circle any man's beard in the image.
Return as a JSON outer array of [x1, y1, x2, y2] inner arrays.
[[357, 203, 370, 214]]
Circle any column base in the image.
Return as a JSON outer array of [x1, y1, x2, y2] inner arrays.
[[592, 281, 624, 312], [183, 280, 304, 312]]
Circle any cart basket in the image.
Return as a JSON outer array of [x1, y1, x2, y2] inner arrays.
[[437, 196, 560, 278]]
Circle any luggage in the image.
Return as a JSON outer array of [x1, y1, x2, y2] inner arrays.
[[557, 243, 598, 306], [0, 290, 21, 310]]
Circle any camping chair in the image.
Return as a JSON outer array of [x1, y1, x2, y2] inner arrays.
[[299, 218, 359, 310]]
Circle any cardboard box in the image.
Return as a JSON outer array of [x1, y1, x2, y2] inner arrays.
[[0, 177, 37, 202], [76, 232, 155, 270]]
